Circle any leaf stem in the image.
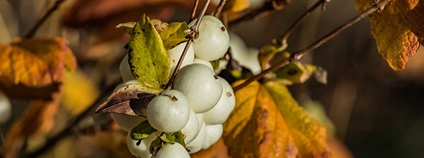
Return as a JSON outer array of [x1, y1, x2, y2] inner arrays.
[[165, 0, 211, 89], [275, 0, 327, 47], [24, 81, 117, 158], [233, 0, 392, 91], [24, 0, 65, 38]]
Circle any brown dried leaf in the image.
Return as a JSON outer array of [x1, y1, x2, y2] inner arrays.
[[223, 81, 330, 158], [95, 82, 161, 116], [355, 0, 424, 71]]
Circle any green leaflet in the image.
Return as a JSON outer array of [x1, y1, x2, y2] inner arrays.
[[159, 22, 190, 50], [131, 120, 157, 140], [129, 14, 170, 89], [275, 62, 327, 85]]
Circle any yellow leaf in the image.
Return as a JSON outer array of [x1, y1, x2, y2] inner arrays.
[[0, 37, 77, 87], [354, 0, 424, 71], [223, 80, 330, 158], [61, 71, 100, 116], [222, 0, 250, 13]]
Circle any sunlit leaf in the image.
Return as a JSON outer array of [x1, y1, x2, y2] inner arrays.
[[258, 45, 287, 71], [223, 80, 330, 158], [158, 22, 189, 50], [128, 14, 170, 88], [131, 120, 157, 140], [355, 0, 424, 71], [222, 0, 250, 13], [0, 37, 76, 87], [95, 82, 161, 116], [61, 71, 100, 116]]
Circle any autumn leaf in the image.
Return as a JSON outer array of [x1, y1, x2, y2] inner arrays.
[[222, 0, 250, 13], [223, 80, 330, 158], [95, 81, 161, 116], [0, 37, 77, 87], [158, 21, 189, 50], [128, 14, 170, 88], [355, 0, 424, 71], [4, 93, 61, 158]]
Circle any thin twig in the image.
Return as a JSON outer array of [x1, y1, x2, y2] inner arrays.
[[233, 0, 392, 91], [25, 82, 117, 158], [275, 0, 326, 46], [165, 0, 211, 89], [213, 0, 227, 17], [24, 0, 65, 38], [190, 0, 200, 22]]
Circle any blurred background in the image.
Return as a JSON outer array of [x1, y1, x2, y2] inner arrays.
[[1, 0, 424, 157]]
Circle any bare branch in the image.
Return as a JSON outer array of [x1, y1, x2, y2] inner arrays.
[[233, 0, 392, 91]]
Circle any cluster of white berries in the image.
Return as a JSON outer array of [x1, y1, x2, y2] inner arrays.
[[114, 15, 234, 157]]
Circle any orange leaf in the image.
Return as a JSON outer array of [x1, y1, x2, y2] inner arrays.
[[354, 0, 424, 71], [223, 81, 330, 158], [4, 93, 61, 157], [0, 37, 77, 87]]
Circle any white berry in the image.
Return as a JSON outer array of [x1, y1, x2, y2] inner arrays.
[[202, 78, 235, 125], [0, 90, 11, 124], [168, 42, 195, 74], [202, 124, 223, 149], [192, 58, 213, 70], [154, 143, 190, 158], [186, 121, 207, 154], [119, 54, 136, 82], [189, 15, 230, 61], [181, 110, 200, 144], [110, 113, 146, 131], [173, 64, 223, 113], [127, 131, 160, 157], [146, 90, 190, 133]]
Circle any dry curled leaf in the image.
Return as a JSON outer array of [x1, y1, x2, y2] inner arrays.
[[355, 0, 424, 71], [223, 81, 330, 158], [0, 37, 77, 87]]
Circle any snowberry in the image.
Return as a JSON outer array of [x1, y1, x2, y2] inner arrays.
[[202, 78, 235, 125], [0, 90, 11, 124], [186, 121, 207, 154], [146, 90, 190, 133], [154, 143, 190, 158], [189, 15, 230, 61], [229, 33, 261, 75], [110, 113, 146, 131], [181, 110, 200, 144], [119, 54, 136, 82], [192, 58, 213, 70], [127, 131, 160, 157], [202, 124, 223, 149], [168, 42, 195, 74], [173, 64, 223, 113]]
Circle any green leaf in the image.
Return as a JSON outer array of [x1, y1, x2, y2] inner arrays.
[[129, 14, 170, 88], [159, 131, 186, 146], [258, 45, 287, 71], [210, 59, 221, 71], [159, 22, 190, 50], [131, 120, 158, 140]]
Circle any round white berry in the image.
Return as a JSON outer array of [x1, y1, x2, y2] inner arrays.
[[154, 143, 190, 158], [146, 90, 190, 133], [186, 121, 207, 154], [119, 54, 136, 82], [229, 33, 261, 75], [168, 42, 195, 74], [110, 113, 146, 131], [189, 15, 230, 61], [0, 90, 11, 124], [127, 131, 160, 157], [181, 110, 200, 144], [202, 124, 223, 149], [173, 64, 223, 113], [192, 58, 213, 70]]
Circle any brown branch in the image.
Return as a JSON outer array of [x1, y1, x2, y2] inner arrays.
[[275, 0, 327, 47], [228, 0, 290, 27], [24, 0, 65, 38], [190, 0, 200, 22], [233, 0, 392, 91], [165, 0, 211, 89], [24, 81, 118, 158], [213, 0, 227, 17]]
